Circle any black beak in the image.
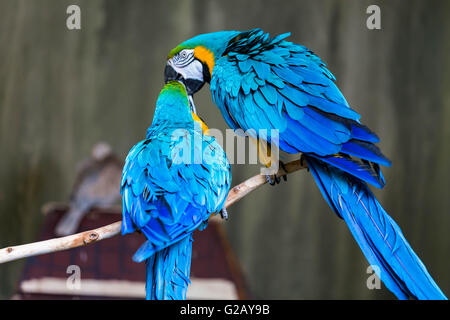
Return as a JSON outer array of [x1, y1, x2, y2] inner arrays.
[[164, 64, 180, 83], [183, 79, 205, 95], [164, 63, 205, 96]]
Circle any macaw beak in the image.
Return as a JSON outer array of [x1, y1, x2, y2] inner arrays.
[[164, 64, 198, 114], [164, 61, 205, 96], [164, 63, 181, 82], [183, 78, 205, 96]]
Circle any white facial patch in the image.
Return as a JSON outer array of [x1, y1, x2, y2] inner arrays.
[[168, 49, 204, 82]]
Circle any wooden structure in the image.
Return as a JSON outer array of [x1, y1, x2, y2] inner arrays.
[[14, 206, 248, 300]]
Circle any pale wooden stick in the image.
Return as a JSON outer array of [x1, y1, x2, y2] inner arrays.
[[0, 159, 306, 264]]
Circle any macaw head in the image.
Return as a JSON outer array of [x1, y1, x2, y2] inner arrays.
[[164, 31, 241, 96]]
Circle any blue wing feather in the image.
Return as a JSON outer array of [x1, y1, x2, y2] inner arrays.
[[122, 129, 231, 260], [212, 30, 388, 187]]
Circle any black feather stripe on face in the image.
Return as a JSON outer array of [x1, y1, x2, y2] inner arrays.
[[202, 61, 211, 83]]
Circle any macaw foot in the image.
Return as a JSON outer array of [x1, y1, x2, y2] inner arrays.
[[220, 207, 229, 220], [265, 161, 288, 186], [300, 154, 310, 172], [265, 174, 280, 185]]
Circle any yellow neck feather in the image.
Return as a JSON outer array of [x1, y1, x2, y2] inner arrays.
[[194, 46, 215, 77], [192, 113, 209, 134]]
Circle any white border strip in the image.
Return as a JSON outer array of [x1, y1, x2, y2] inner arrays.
[[20, 277, 238, 300]]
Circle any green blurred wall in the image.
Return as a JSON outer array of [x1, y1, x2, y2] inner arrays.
[[0, 0, 449, 299]]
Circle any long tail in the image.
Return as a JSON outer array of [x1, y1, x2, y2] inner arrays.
[[145, 234, 193, 300], [305, 156, 446, 300]]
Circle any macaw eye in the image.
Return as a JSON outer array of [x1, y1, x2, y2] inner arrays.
[[173, 49, 194, 67]]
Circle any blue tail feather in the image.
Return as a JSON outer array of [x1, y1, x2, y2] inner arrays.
[[305, 156, 447, 300], [341, 140, 392, 167], [308, 153, 386, 188], [145, 234, 193, 300]]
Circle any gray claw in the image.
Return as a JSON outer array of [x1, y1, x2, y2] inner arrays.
[[266, 161, 291, 186], [275, 175, 281, 184], [265, 174, 276, 185]]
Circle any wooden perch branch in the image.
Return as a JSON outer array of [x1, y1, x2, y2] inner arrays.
[[0, 159, 306, 264]]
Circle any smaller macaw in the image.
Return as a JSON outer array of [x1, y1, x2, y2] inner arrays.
[[121, 81, 231, 300]]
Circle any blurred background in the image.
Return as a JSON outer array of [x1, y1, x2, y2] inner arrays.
[[1, 0, 449, 299]]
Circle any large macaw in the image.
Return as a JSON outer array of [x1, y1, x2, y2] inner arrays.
[[121, 81, 231, 299], [164, 28, 446, 300]]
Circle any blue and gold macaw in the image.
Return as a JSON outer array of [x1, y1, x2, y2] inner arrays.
[[121, 81, 231, 300], [164, 29, 446, 300]]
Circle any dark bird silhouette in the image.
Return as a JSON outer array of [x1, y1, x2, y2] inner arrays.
[[55, 142, 123, 236]]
